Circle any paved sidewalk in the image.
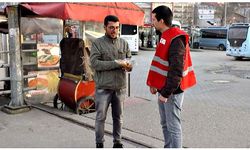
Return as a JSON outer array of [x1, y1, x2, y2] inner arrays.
[[0, 105, 140, 148], [0, 96, 163, 148]]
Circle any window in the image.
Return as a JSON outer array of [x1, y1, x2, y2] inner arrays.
[[228, 27, 248, 40], [201, 29, 227, 39], [121, 24, 137, 35]]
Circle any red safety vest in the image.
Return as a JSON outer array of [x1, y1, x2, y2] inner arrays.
[[146, 27, 196, 91]]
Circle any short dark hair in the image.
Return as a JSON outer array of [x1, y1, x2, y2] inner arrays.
[[104, 15, 119, 26], [152, 5, 173, 27]]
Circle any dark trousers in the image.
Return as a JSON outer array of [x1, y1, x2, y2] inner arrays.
[[95, 88, 125, 144]]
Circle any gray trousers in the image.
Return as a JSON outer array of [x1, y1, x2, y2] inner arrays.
[[158, 93, 184, 148], [95, 88, 125, 144]]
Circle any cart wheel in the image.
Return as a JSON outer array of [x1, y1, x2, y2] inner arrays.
[[53, 94, 64, 109], [76, 96, 95, 115]]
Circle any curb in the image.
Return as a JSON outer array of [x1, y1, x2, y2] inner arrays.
[[190, 48, 203, 52], [139, 47, 155, 51]]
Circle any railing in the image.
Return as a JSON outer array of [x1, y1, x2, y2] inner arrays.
[[0, 49, 38, 95]]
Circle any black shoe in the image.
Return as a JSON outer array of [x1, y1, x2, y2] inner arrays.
[[113, 143, 123, 148], [96, 143, 104, 148]]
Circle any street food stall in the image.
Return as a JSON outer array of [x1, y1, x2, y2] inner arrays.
[[0, 2, 144, 114]]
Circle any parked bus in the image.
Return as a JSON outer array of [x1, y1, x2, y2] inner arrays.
[[197, 27, 227, 51], [120, 24, 139, 55], [85, 23, 139, 54], [226, 23, 250, 60]]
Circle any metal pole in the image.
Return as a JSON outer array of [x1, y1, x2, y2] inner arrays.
[[82, 22, 86, 41], [3, 34, 9, 64], [2, 34, 10, 92], [128, 73, 130, 97], [79, 21, 83, 39], [7, 5, 24, 107]]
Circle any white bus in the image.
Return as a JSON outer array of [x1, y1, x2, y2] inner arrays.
[[120, 24, 139, 55], [226, 23, 250, 60], [172, 20, 181, 29]]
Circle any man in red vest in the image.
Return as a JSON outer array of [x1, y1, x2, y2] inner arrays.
[[146, 6, 196, 148]]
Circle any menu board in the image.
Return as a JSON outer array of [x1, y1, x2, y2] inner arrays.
[[37, 43, 60, 69], [27, 70, 59, 95]]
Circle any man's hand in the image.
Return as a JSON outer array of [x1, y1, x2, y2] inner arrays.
[[123, 63, 132, 72], [115, 59, 126, 67], [150, 87, 157, 94], [159, 94, 168, 103], [115, 59, 133, 72]]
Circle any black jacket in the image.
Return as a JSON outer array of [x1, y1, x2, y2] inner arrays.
[[159, 35, 186, 98]]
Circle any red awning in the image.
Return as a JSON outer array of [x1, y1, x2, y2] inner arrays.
[[20, 2, 145, 26]]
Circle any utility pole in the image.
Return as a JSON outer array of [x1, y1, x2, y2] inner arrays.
[[2, 4, 31, 114]]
